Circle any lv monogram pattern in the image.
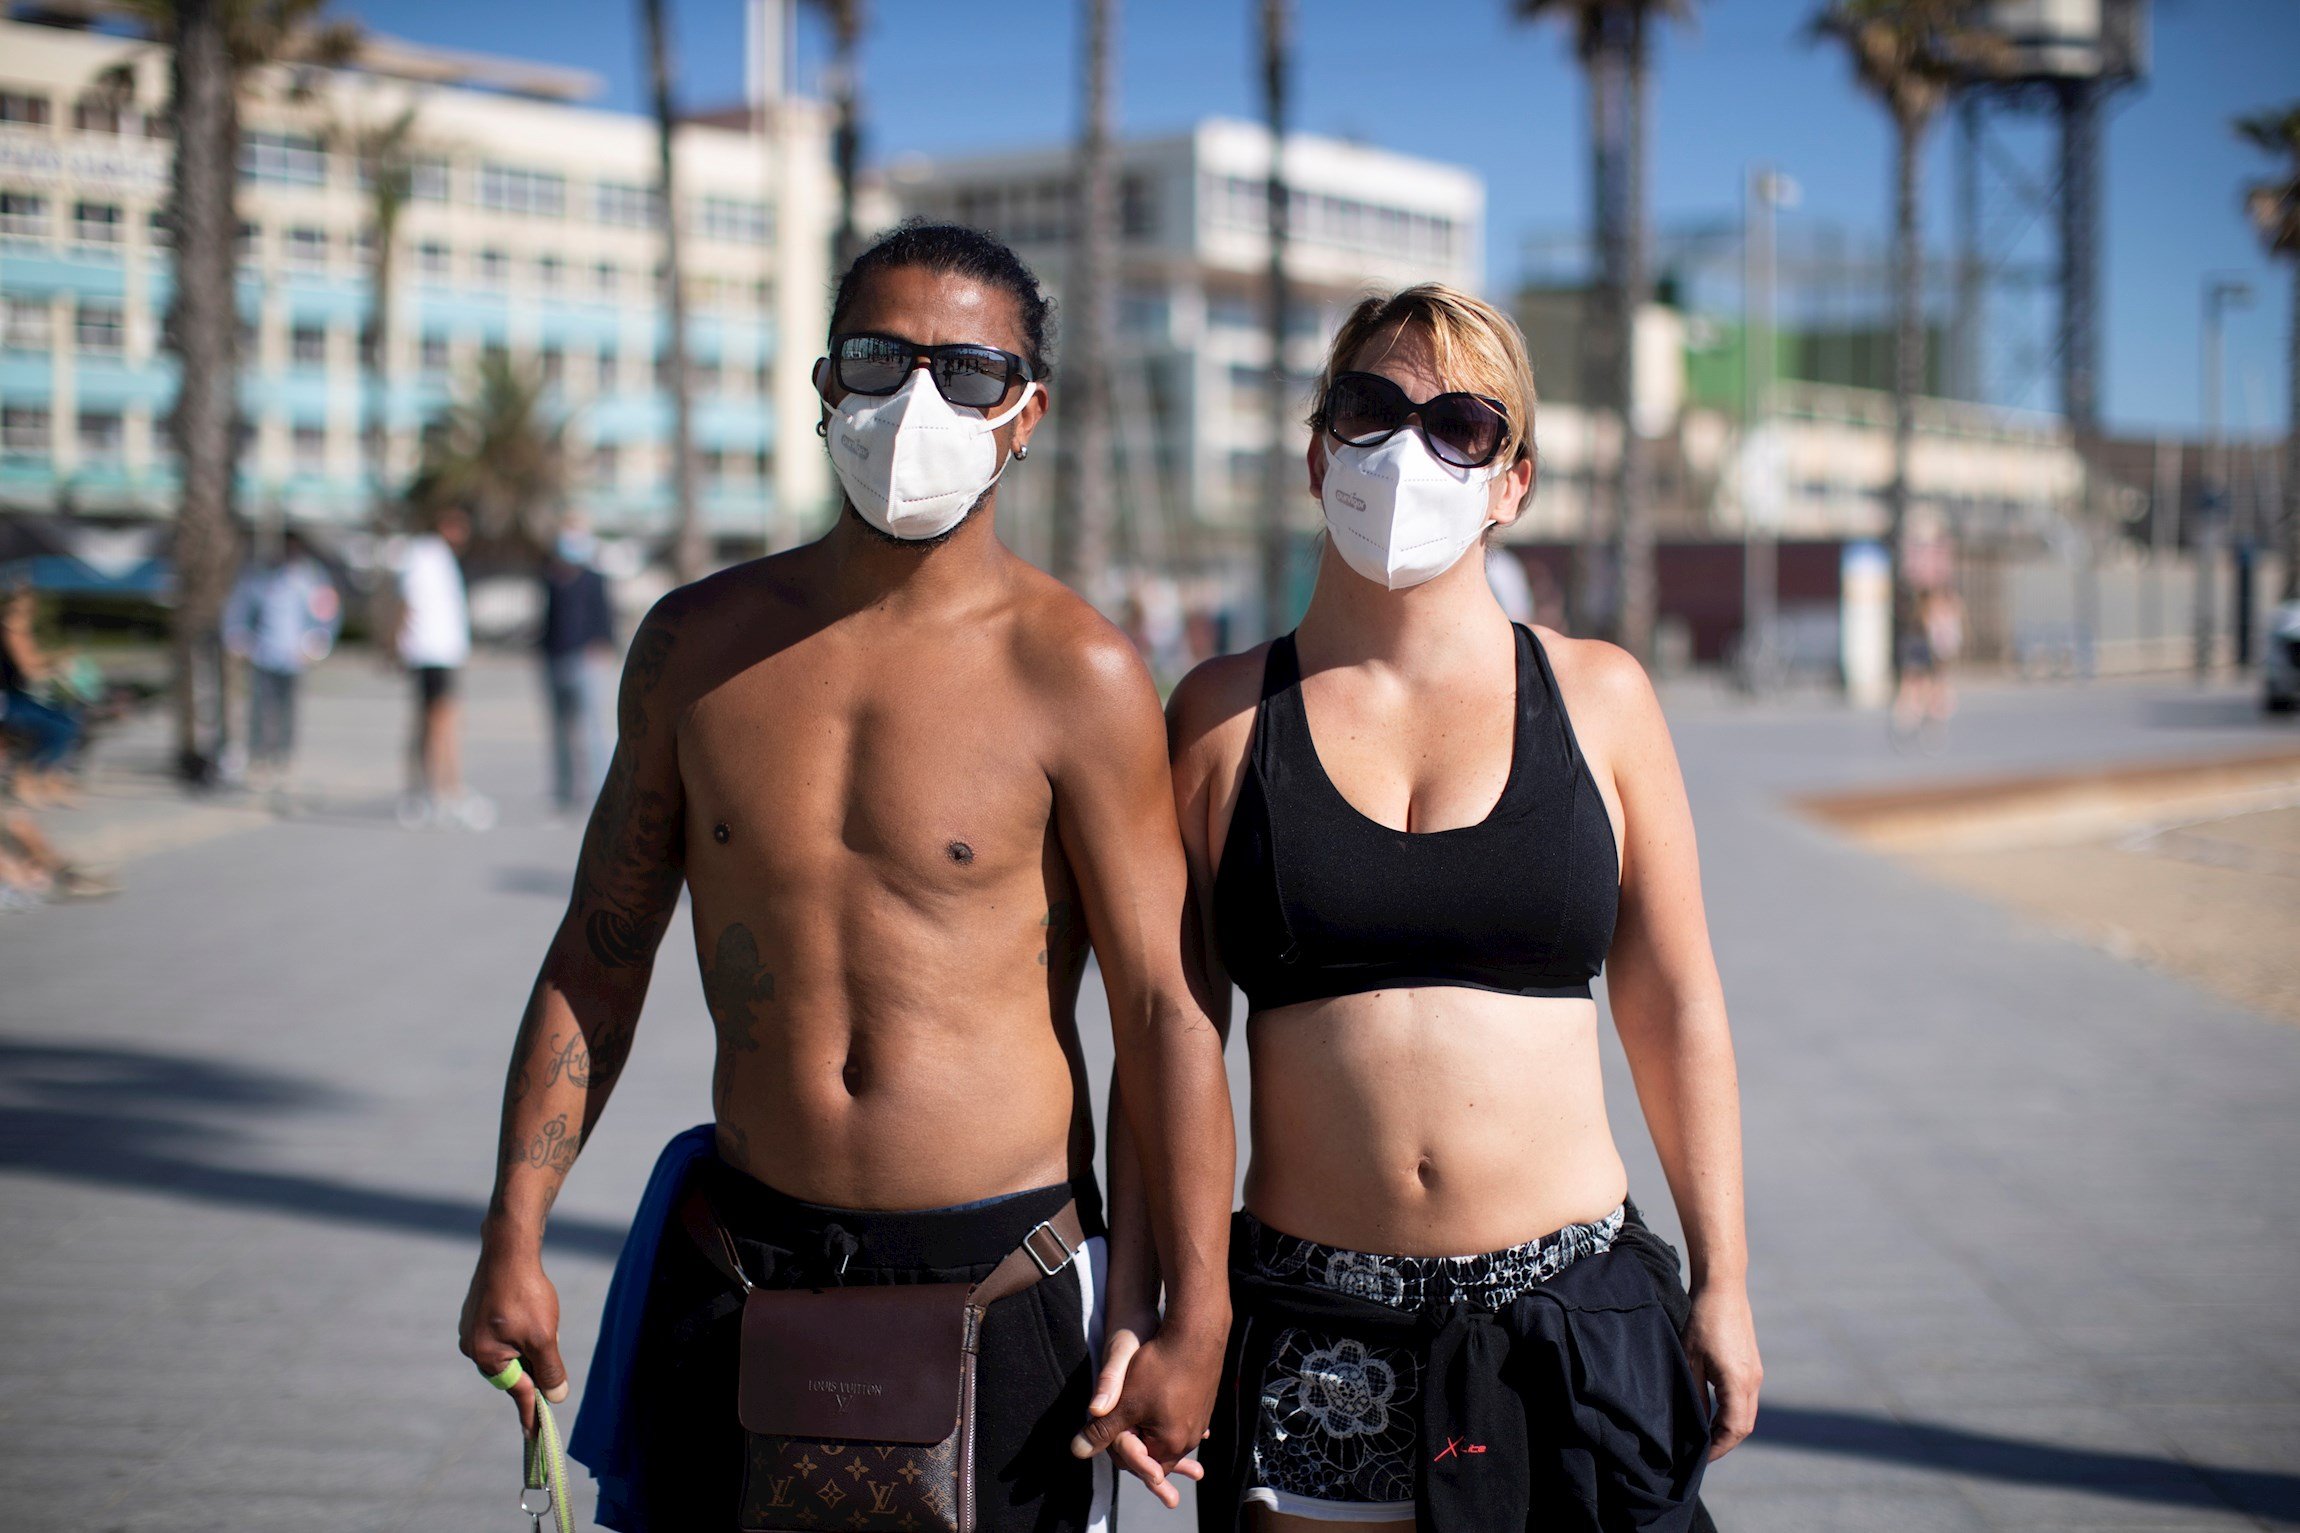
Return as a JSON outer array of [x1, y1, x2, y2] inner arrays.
[[741, 1431, 962, 1533]]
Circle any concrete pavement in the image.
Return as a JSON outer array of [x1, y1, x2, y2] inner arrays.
[[2, 653, 2296, 1531]]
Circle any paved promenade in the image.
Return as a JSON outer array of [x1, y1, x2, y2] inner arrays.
[[2, 653, 2296, 1531]]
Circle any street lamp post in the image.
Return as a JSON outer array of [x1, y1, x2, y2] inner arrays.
[[1741, 165, 1798, 692], [2198, 277, 2253, 677]]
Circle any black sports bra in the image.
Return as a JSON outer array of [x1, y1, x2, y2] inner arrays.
[[1211, 625, 1620, 1014]]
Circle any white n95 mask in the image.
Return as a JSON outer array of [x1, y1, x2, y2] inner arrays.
[[826, 371, 1037, 540], [1320, 430, 1500, 590]]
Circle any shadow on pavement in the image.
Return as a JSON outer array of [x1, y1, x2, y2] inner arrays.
[[0, 1039, 626, 1260], [2140, 693, 2290, 731], [1759, 1405, 2299, 1519]]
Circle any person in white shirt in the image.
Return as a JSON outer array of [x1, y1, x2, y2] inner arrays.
[[391, 506, 490, 829]]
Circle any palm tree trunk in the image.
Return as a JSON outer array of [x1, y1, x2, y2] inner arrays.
[[829, 4, 862, 271], [1053, 0, 1117, 598], [363, 206, 397, 529], [1613, 3, 1655, 663], [1259, 0, 1292, 638], [644, 0, 704, 584], [1576, 19, 1617, 640], [2283, 255, 2299, 601], [166, 0, 243, 783], [1889, 106, 1928, 676]]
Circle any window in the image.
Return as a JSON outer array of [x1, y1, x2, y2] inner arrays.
[[1120, 174, 1156, 240], [420, 331, 451, 373], [698, 195, 770, 245], [477, 163, 565, 218], [594, 181, 660, 229], [284, 226, 328, 270], [242, 130, 328, 187], [539, 344, 565, 386], [0, 93, 52, 127], [751, 278, 771, 310], [2, 405, 53, 455], [3, 297, 50, 351], [72, 98, 122, 135], [417, 239, 450, 278], [291, 424, 327, 472], [0, 192, 50, 239], [477, 248, 509, 284], [77, 410, 124, 463], [237, 220, 260, 259], [593, 260, 620, 295], [537, 253, 564, 290], [752, 359, 770, 396], [75, 301, 125, 356], [73, 201, 123, 245], [290, 322, 327, 367], [594, 347, 619, 392], [410, 155, 451, 202], [147, 207, 172, 249], [593, 442, 620, 482]]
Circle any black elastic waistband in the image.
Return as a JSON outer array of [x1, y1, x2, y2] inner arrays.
[[695, 1156, 1103, 1277]]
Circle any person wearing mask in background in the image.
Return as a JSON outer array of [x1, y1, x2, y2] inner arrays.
[[457, 223, 1234, 1533], [538, 519, 617, 819], [0, 581, 84, 809], [225, 527, 341, 802], [1166, 285, 1759, 1530], [390, 504, 493, 831]]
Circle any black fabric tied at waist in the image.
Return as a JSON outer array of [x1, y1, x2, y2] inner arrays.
[[1208, 1211, 1714, 1533]]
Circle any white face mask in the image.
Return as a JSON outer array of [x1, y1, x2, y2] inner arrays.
[[1320, 429, 1500, 590], [825, 370, 1037, 541]]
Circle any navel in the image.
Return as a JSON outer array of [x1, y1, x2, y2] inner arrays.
[[947, 840, 974, 865]]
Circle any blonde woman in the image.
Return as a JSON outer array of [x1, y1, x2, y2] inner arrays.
[[1168, 286, 1759, 1529]]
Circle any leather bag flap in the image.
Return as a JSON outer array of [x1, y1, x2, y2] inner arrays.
[[738, 1282, 972, 1443]]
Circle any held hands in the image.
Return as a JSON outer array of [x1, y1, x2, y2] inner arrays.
[[1070, 1309, 1223, 1509], [458, 1243, 571, 1435], [1683, 1284, 1762, 1460]]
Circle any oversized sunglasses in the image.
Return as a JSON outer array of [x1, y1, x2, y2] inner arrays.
[[827, 333, 1035, 410], [1315, 370, 1511, 470]]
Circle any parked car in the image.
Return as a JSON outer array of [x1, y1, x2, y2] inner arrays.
[[2267, 599, 2300, 714]]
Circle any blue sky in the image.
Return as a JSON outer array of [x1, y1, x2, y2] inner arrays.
[[351, 0, 2297, 440]]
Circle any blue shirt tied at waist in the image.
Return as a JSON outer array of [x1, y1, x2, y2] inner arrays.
[[569, 1123, 717, 1533], [1207, 1209, 1713, 1533]]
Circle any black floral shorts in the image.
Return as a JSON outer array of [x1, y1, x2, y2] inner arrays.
[[1240, 1205, 1624, 1520]]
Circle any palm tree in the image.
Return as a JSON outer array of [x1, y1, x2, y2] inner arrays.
[[1810, 0, 2002, 675], [1516, 0, 1691, 662], [640, 0, 703, 584], [2237, 103, 2300, 602], [805, 0, 866, 269], [1052, 0, 1118, 600], [335, 104, 419, 533], [410, 352, 568, 555], [1260, 0, 1293, 639], [109, 0, 355, 782]]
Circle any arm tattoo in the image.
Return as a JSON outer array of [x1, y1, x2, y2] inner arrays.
[[543, 1029, 590, 1088], [512, 1113, 583, 1177], [572, 614, 686, 971]]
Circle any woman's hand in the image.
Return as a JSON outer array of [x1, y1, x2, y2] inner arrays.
[[1682, 1284, 1761, 1459]]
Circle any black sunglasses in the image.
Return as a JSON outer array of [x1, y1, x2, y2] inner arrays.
[[1315, 370, 1511, 470], [827, 333, 1035, 410]]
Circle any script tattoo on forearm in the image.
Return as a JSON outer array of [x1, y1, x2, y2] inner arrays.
[[543, 1029, 590, 1088], [513, 1113, 583, 1177]]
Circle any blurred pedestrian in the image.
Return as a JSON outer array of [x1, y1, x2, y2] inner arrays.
[[224, 528, 340, 798], [1891, 585, 1962, 752], [538, 520, 616, 818], [1, 581, 83, 809], [390, 505, 493, 830]]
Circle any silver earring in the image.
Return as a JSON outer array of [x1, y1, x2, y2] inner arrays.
[[815, 419, 828, 438], [1013, 443, 1029, 460]]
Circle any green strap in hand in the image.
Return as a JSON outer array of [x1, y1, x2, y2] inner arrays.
[[489, 1358, 574, 1533]]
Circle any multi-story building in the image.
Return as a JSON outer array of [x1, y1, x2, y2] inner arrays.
[[892, 119, 1484, 571], [0, 9, 835, 551]]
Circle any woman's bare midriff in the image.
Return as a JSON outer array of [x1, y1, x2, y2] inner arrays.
[[1243, 985, 1628, 1258]]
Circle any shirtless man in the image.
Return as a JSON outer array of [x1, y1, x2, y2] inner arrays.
[[457, 223, 1234, 1530]]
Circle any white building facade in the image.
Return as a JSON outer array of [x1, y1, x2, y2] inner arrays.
[[892, 119, 1484, 569], [0, 13, 836, 547]]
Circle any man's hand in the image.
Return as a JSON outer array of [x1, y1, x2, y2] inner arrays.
[[458, 1241, 571, 1434], [1683, 1284, 1761, 1460], [1071, 1313, 1222, 1508]]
